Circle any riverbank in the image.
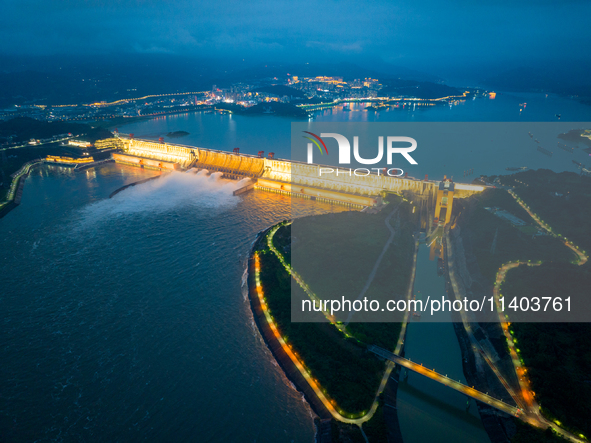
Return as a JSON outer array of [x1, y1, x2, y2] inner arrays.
[[246, 229, 334, 439], [245, 197, 421, 442], [247, 223, 411, 443], [0, 157, 119, 219], [0, 159, 42, 219]]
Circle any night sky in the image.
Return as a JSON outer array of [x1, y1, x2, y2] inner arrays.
[[2, 0, 591, 80]]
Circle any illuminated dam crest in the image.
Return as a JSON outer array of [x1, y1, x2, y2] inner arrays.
[[111, 136, 485, 216]]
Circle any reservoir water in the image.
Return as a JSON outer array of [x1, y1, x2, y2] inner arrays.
[[2, 93, 590, 441]]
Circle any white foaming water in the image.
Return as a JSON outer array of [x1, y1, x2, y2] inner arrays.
[[75, 171, 241, 228]]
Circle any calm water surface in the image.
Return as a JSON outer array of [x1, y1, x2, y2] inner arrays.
[[397, 245, 490, 443]]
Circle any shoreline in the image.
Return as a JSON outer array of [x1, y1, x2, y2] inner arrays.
[[245, 217, 417, 442], [246, 228, 333, 421], [0, 159, 119, 220], [0, 160, 43, 219]]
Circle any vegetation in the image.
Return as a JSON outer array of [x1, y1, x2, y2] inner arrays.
[[503, 264, 591, 438], [330, 420, 366, 443], [497, 169, 591, 255], [256, 195, 417, 423], [0, 117, 111, 143], [461, 175, 591, 440], [215, 101, 309, 118], [379, 79, 462, 99], [258, 249, 384, 414], [362, 397, 388, 443], [288, 195, 416, 325], [250, 85, 305, 98], [484, 169, 591, 440], [558, 129, 591, 147], [511, 420, 569, 443], [462, 188, 574, 281], [93, 115, 150, 129]]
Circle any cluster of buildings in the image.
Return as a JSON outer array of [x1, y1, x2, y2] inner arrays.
[[0, 76, 389, 124], [289, 76, 382, 99], [209, 76, 385, 104], [0, 73, 475, 126]]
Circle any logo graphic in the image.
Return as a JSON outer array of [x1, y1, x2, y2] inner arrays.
[[303, 132, 417, 166], [302, 132, 328, 158]]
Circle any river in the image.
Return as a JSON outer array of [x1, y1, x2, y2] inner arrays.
[[2, 93, 590, 441], [0, 164, 342, 442], [397, 244, 490, 443]]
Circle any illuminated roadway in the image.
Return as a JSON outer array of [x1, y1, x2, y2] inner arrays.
[[485, 190, 588, 442], [263, 219, 419, 426], [438, 191, 588, 442], [368, 345, 522, 417], [260, 190, 588, 440], [444, 230, 527, 411], [508, 189, 588, 265]]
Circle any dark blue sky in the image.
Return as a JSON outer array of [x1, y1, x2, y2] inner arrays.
[[2, 0, 590, 76]]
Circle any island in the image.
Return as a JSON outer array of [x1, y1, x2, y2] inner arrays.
[[166, 130, 190, 138], [214, 102, 309, 118]]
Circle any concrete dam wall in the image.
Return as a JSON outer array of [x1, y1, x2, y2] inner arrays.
[[195, 150, 265, 178], [113, 137, 485, 208]]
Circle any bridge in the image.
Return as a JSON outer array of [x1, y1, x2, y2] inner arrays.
[[368, 345, 522, 417]]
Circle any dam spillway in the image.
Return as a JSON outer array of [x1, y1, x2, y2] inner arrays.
[[112, 135, 485, 210]]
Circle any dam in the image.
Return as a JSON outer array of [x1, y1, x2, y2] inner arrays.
[[111, 135, 485, 221]]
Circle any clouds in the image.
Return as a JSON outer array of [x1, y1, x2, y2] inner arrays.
[[1, 0, 589, 70]]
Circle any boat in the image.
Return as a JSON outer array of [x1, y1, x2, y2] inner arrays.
[[537, 146, 553, 157], [573, 160, 583, 167]]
